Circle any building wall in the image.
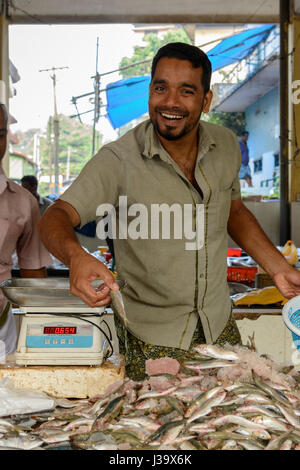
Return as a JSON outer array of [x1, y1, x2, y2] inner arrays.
[[228, 200, 300, 249], [228, 201, 280, 247], [245, 86, 279, 187]]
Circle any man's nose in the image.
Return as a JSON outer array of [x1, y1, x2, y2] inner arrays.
[[163, 88, 180, 107]]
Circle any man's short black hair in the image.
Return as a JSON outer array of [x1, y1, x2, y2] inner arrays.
[[151, 42, 212, 94], [241, 131, 249, 136], [21, 175, 38, 188]]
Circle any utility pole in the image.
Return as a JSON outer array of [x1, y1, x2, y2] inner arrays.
[[67, 146, 71, 182], [279, 0, 291, 243], [39, 66, 69, 193], [92, 37, 100, 157]]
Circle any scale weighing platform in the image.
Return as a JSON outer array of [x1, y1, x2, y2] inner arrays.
[[15, 306, 111, 366], [0, 278, 113, 366]]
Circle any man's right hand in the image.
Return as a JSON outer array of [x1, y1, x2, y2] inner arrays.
[[69, 250, 119, 308]]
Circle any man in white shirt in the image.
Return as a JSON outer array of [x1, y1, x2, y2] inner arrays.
[[0, 103, 51, 358]]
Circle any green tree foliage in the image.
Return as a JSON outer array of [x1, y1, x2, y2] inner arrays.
[[12, 114, 102, 195], [12, 128, 41, 156], [50, 114, 102, 176], [203, 111, 246, 138], [119, 29, 192, 79]]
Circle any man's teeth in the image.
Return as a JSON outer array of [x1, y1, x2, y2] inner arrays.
[[161, 112, 183, 120]]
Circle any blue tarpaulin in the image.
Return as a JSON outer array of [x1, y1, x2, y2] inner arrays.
[[106, 24, 275, 129], [207, 24, 275, 70], [106, 75, 151, 129]]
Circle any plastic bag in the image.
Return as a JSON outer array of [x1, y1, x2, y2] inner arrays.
[[0, 378, 55, 417]]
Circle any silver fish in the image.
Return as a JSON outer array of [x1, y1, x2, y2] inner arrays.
[[186, 391, 227, 424], [279, 439, 293, 450], [63, 418, 94, 432], [137, 386, 177, 401], [237, 440, 264, 450], [221, 440, 241, 450], [265, 431, 293, 450], [193, 344, 240, 361], [0, 435, 43, 450], [92, 443, 119, 450], [188, 423, 216, 434], [251, 415, 289, 432], [0, 419, 15, 431], [212, 414, 269, 431], [110, 280, 128, 327], [185, 387, 225, 418], [40, 430, 76, 444], [179, 441, 198, 451], [235, 405, 282, 419], [275, 404, 300, 429], [117, 416, 160, 432], [171, 387, 202, 403], [184, 360, 238, 370]]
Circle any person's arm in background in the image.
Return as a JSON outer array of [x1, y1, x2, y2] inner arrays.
[[38, 199, 118, 308], [20, 267, 46, 278], [228, 197, 300, 299]]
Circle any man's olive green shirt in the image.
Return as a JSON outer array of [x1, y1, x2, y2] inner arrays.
[[60, 119, 241, 349]]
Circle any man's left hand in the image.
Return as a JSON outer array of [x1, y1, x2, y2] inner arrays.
[[273, 266, 300, 299]]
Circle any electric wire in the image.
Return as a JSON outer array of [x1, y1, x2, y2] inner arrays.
[[43, 312, 114, 359]]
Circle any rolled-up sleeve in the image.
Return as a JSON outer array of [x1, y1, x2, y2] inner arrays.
[[59, 148, 122, 228]]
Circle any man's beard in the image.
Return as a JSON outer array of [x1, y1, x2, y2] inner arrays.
[[153, 118, 201, 141]]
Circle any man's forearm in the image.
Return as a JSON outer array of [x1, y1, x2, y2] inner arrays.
[[227, 203, 288, 278], [38, 205, 85, 267]]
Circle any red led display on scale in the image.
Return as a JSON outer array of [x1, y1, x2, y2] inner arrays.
[[43, 327, 77, 335]]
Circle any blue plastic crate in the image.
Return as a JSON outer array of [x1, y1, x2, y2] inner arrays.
[[282, 297, 300, 350]]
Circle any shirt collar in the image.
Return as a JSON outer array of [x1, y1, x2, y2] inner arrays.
[[0, 165, 16, 195], [142, 120, 216, 161]]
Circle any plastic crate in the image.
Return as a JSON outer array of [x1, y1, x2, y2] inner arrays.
[[282, 296, 300, 350], [227, 248, 242, 257], [227, 266, 258, 282]]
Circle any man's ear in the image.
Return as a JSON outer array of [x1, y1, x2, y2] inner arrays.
[[202, 90, 213, 114]]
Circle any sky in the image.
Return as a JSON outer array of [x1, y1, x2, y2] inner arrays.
[[9, 24, 144, 143]]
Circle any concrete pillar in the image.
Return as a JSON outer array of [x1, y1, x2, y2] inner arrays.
[[0, 13, 9, 174], [290, 15, 300, 202]]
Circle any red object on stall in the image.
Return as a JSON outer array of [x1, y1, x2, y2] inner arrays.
[[105, 253, 112, 262], [227, 266, 258, 282], [227, 248, 242, 257]]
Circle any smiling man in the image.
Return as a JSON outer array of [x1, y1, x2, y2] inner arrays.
[[38, 43, 300, 380]]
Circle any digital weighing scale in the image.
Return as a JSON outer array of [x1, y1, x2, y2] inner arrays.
[[0, 279, 114, 366]]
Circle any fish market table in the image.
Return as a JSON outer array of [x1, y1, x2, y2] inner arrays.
[[0, 354, 125, 399], [232, 306, 298, 366], [233, 306, 282, 321]]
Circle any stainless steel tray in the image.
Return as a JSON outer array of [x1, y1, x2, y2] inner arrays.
[[228, 282, 252, 296], [0, 278, 97, 306]]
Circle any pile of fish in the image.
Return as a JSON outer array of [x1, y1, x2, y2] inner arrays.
[[0, 342, 300, 450]]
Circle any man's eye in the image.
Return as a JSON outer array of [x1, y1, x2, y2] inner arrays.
[[154, 86, 165, 92], [182, 89, 194, 95]]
